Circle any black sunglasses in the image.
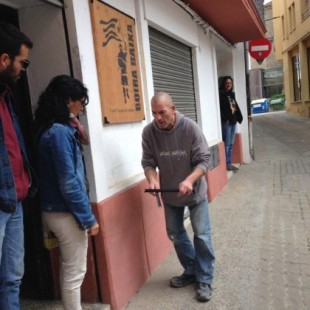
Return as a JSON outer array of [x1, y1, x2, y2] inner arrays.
[[9, 55, 30, 70], [78, 98, 88, 107], [20, 59, 30, 69]]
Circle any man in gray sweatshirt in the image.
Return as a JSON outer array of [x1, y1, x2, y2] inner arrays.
[[141, 92, 215, 302]]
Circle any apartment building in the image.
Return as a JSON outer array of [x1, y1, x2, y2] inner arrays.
[[250, 1, 284, 101], [273, 0, 310, 117]]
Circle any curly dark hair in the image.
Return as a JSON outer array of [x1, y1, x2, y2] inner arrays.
[[34, 75, 89, 131]]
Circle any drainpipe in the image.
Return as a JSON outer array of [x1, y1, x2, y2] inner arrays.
[[244, 41, 255, 160]]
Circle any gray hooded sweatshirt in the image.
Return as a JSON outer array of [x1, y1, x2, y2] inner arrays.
[[141, 111, 210, 207]]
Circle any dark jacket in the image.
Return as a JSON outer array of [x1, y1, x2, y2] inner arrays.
[[0, 89, 38, 212], [219, 90, 243, 125]]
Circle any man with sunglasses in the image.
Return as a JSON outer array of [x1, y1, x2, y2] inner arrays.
[[0, 22, 37, 310]]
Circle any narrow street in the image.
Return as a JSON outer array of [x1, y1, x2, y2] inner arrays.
[[21, 111, 310, 309], [125, 111, 310, 310]]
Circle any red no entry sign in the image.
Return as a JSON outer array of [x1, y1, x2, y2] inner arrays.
[[249, 38, 272, 63]]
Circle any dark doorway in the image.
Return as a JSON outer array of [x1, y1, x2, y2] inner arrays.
[[0, 4, 54, 300]]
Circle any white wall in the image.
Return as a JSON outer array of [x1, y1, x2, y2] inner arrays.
[[194, 29, 222, 146], [216, 38, 233, 78], [233, 43, 251, 164], [143, 0, 198, 46], [68, 0, 249, 203], [67, 0, 145, 202]]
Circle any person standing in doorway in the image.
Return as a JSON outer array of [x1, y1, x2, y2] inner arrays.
[[34, 75, 99, 310], [219, 76, 243, 172], [141, 92, 215, 302], [0, 22, 37, 310]]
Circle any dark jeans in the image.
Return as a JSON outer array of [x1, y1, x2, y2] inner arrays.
[[222, 122, 236, 166], [164, 200, 215, 284], [0, 202, 24, 310]]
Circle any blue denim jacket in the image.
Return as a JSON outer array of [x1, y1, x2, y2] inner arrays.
[[0, 90, 38, 212], [38, 123, 97, 230]]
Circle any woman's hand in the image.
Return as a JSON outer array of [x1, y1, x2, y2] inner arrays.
[[87, 223, 99, 236]]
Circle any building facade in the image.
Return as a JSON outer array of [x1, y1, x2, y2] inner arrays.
[[273, 0, 310, 117], [0, 0, 265, 309], [250, 1, 284, 101]]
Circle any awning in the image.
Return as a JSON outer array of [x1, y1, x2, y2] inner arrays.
[[180, 0, 266, 44]]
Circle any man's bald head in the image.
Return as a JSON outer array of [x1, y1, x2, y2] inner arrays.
[[150, 92, 176, 130], [151, 92, 174, 107]]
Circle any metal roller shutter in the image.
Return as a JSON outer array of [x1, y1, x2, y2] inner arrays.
[[149, 27, 197, 122]]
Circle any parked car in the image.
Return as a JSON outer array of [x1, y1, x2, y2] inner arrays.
[[251, 98, 270, 114]]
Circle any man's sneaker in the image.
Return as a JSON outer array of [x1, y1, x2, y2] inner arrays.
[[170, 273, 196, 288], [196, 282, 212, 302], [231, 165, 239, 171], [227, 165, 238, 172]]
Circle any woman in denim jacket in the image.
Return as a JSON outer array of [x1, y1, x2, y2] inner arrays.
[[34, 75, 99, 310]]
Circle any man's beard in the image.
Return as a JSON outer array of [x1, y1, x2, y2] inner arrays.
[[0, 64, 18, 89]]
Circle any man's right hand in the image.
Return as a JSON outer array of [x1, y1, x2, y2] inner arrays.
[[145, 169, 160, 196], [147, 179, 160, 196]]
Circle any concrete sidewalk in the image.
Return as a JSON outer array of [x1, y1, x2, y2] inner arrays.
[[125, 111, 310, 310], [21, 301, 109, 310], [21, 111, 310, 309]]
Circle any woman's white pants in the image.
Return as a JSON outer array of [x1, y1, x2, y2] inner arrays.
[[42, 212, 88, 310]]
